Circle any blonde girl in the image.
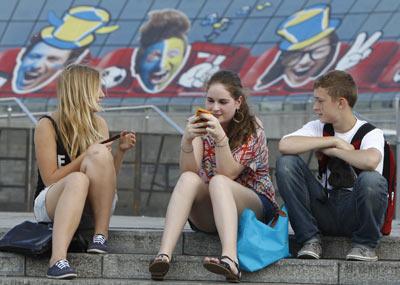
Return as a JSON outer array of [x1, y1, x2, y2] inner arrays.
[[33, 64, 135, 279]]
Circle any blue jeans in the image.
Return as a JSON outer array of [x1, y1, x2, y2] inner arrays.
[[275, 155, 388, 248]]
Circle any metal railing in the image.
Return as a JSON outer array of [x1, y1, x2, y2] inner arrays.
[[0, 95, 399, 218], [0, 101, 184, 134], [103, 105, 184, 134], [0, 97, 37, 125]]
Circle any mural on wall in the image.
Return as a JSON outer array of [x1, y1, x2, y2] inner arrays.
[[99, 8, 248, 96], [0, 6, 118, 95], [242, 3, 394, 95], [0, 1, 398, 98]]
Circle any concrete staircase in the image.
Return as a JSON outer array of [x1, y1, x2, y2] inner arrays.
[[1, 215, 400, 284]]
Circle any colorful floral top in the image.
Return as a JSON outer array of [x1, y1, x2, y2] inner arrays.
[[199, 127, 277, 208]]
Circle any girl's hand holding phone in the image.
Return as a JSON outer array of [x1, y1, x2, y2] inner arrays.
[[100, 131, 136, 152], [183, 108, 211, 142], [101, 134, 120, 144], [194, 108, 225, 144], [118, 130, 136, 152]]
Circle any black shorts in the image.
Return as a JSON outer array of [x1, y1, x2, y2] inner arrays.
[[188, 193, 277, 234]]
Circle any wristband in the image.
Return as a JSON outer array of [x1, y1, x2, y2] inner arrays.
[[181, 144, 193, 153], [216, 137, 229, 147], [215, 134, 226, 145]]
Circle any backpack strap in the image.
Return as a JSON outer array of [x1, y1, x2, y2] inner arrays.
[[350, 122, 376, 149], [323, 123, 334, 137], [318, 124, 334, 177], [318, 122, 376, 176], [350, 122, 376, 175]]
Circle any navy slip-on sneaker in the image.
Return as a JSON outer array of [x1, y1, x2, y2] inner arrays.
[[87, 234, 108, 254], [46, 259, 77, 279]]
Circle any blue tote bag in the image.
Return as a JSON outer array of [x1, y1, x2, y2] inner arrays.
[[237, 206, 290, 272]]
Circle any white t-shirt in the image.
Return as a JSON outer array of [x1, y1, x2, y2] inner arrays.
[[284, 118, 384, 189]]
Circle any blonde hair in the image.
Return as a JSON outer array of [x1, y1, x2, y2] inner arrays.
[[56, 64, 104, 159]]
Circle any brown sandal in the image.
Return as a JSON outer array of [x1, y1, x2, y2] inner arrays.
[[203, 255, 241, 283], [149, 253, 171, 281]]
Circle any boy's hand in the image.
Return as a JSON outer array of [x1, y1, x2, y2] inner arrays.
[[334, 137, 355, 151], [320, 147, 337, 157]]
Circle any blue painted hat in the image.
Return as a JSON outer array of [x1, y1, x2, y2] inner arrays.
[[40, 6, 119, 50], [277, 4, 340, 51]]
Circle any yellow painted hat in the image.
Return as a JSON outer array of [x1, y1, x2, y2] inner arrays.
[[277, 4, 340, 51], [41, 6, 119, 49]]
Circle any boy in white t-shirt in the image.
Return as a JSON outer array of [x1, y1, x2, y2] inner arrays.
[[276, 70, 387, 261]]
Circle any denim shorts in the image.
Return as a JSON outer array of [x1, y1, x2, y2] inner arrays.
[[258, 193, 277, 224], [34, 185, 118, 228], [188, 193, 277, 234]]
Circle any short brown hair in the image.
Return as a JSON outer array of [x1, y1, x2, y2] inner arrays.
[[313, 70, 357, 107], [139, 9, 190, 47]]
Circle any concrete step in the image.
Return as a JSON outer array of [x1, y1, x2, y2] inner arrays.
[[1, 252, 400, 284], [1, 215, 400, 284], [182, 231, 400, 261], [0, 277, 289, 285], [1, 227, 399, 261]]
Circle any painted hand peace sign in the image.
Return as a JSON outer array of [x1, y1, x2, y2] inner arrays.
[[336, 31, 382, 71]]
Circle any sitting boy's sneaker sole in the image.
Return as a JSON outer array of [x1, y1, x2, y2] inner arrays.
[[346, 245, 378, 262], [46, 272, 77, 279], [297, 251, 320, 259], [346, 254, 378, 262]]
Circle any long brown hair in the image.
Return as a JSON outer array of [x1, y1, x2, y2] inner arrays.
[[206, 70, 258, 150]]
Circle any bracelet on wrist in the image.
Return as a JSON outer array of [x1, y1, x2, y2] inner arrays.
[[215, 134, 226, 145], [216, 137, 229, 147], [181, 144, 193, 153]]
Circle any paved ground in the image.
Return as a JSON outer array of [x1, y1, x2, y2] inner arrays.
[[0, 212, 399, 237]]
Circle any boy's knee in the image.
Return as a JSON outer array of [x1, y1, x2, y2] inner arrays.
[[356, 171, 387, 194], [276, 155, 301, 174], [355, 171, 387, 203]]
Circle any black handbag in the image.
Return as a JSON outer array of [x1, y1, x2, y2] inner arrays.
[[0, 221, 52, 256], [0, 220, 88, 256]]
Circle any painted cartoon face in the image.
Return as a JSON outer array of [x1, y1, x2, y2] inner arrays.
[[139, 37, 186, 92], [205, 83, 241, 129], [313, 87, 340, 124], [282, 37, 333, 86], [15, 41, 71, 92]]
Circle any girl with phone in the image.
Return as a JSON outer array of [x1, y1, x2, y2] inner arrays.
[[149, 70, 277, 282], [33, 64, 135, 279]]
